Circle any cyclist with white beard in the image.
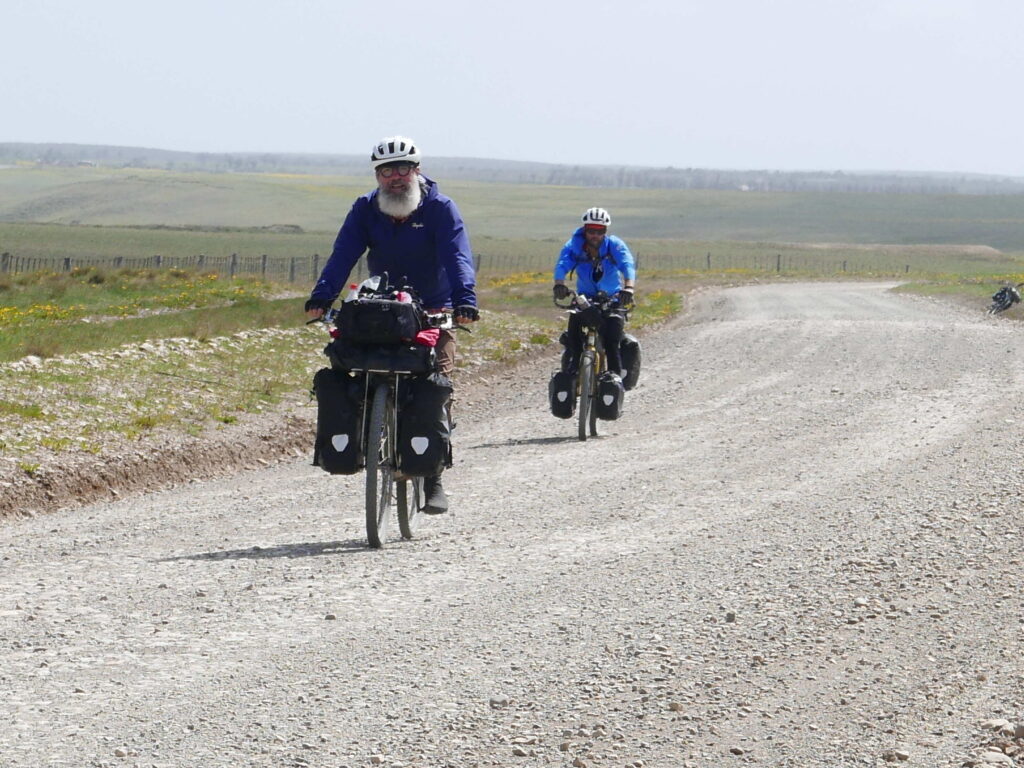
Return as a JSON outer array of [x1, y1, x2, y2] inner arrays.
[[305, 136, 478, 514]]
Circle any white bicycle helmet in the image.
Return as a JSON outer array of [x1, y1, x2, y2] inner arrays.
[[370, 136, 421, 169], [582, 207, 611, 228]]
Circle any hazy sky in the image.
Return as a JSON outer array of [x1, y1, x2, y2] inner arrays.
[[5, 0, 1023, 175]]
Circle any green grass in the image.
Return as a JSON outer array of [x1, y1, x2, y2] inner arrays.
[[0, 267, 297, 362], [0, 398, 49, 419], [7, 165, 1024, 248]]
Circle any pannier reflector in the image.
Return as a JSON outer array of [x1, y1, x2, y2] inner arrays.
[[557, 391, 569, 402], [331, 434, 349, 451], [410, 437, 430, 455], [603, 395, 614, 405]]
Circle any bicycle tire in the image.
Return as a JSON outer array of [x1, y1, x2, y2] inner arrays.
[[590, 352, 601, 437], [364, 383, 393, 549], [397, 477, 424, 539], [578, 353, 593, 441]]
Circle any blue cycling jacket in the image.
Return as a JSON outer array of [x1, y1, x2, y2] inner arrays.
[[553, 227, 636, 297], [310, 175, 477, 309]]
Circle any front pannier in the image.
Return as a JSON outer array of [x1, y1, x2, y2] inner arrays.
[[620, 333, 642, 391], [312, 367, 365, 475], [336, 298, 425, 345], [397, 373, 453, 477], [549, 370, 577, 419], [594, 371, 625, 421]]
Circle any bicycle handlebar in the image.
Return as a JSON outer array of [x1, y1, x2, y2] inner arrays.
[[554, 290, 624, 313]]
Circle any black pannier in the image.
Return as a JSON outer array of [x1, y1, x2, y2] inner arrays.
[[312, 367, 365, 475], [336, 298, 425, 345], [325, 337, 434, 374], [548, 370, 577, 419], [594, 371, 625, 421], [397, 373, 453, 477], [620, 333, 641, 391], [558, 330, 573, 372]]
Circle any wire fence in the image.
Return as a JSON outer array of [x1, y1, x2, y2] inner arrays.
[[0, 249, 928, 284]]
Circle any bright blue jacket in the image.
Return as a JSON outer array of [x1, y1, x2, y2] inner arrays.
[[554, 227, 636, 297], [310, 175, 477, 309]]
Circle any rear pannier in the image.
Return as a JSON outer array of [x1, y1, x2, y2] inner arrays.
[[620, 334, 641, 391], [548, 370, 577, 419], [397, 373, 453, 477], [594, 371, 625, 421], [312, 367, 365, 475]]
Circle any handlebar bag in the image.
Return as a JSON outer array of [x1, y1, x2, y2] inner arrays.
[[337, 298, 425, 345], [576, 304, 605, 329], [312, 367, 364, 475]]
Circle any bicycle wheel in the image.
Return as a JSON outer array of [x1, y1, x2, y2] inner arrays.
[[578, 353, 594, 441], [364, 383, 394, 549], [397, 477, 424, 539]]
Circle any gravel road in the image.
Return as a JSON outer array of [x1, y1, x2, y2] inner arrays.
[[3, 282, 1024, 767]]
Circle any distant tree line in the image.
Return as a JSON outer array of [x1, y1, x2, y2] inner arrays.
[[3, 142, 1023, 196]]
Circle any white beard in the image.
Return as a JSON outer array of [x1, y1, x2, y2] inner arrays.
[[377, 178, 423, 218]]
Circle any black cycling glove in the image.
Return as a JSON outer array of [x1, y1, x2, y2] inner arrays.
[[617, 288, 635, 310], [304, 298, 333, 313], [553, 284, 570, 300], [454, 305, 479, 321]]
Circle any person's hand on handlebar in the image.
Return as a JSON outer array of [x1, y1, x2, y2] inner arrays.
[[617, 287, 635, 310], [304, 298, 332, 321], [454, 305, 479, 325], [553, 283, 570, 301]]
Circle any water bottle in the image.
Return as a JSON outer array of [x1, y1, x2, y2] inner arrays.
[[343, 283, 359, 302], [358, 276, 381, 296]]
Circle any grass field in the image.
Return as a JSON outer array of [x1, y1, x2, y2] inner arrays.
[[7, 165, 1024, 247]]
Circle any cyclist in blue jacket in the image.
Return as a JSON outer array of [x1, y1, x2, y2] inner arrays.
[[553, 207, 636, 377], [305, 136, 479, 514]]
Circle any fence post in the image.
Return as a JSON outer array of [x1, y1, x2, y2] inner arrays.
[[776, 253, 781, 273], [0, 252, 9, 273], [197, 254, 206, 269], [842, 260, 847, 272], [289, 256, 297, 283], [905, 264, 910, 273], [261, 254, 268, 277], [706, 252, 711, 270], [230, 253, 238, 279], [153, 254, 161, 268], [312, 253, 320, 280]]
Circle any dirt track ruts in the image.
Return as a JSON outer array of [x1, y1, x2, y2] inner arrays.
[[3, 281, 1024, 767]]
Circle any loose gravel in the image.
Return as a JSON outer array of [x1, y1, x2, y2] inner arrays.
[[2, 281, 1023, 767]]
